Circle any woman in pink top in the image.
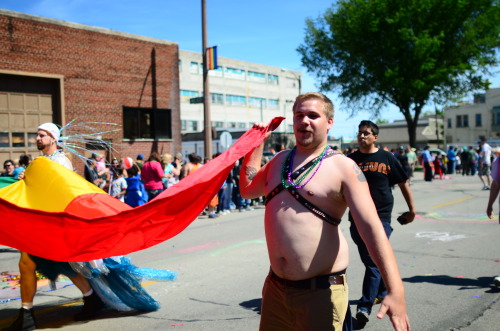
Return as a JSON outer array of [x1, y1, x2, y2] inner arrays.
[[141, 152, 167, 201]]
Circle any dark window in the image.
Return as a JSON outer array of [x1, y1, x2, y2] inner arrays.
[[475, 114, 482, 127], [456, 115, 463, 128], [463, 115, 469, 128], [123, 107, 172, 139], [447, 118, 452, 128]]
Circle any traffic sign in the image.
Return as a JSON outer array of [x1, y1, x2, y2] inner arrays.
[[219, 131, 232, 151], [190, 97, 204, 104]]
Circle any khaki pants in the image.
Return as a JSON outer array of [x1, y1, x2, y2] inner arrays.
[[259, 271, 348, 331]]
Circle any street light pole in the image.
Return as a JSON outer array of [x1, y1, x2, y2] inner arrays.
[[202, 0, 212, 159]]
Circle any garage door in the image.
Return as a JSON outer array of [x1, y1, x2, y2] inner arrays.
[[0, 91, 54, 167]]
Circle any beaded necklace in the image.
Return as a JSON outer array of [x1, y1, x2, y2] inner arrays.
[[281, 145, 330, 189], [45, 149, 60, 160]]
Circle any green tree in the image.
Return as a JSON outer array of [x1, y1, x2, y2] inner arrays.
[[298, 0, 499, 147]]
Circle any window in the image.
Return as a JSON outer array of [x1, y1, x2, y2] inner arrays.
[[123, 107, 172, 139], [475, 114, 482, 127], [180, 90, 199, 102], [0, 133, 9, 148], [209, 66, 223, 77], [456, 115, 469, 128], [190, 61, 199, 74], [12, 132, 25, 147], [268, 99, 279, 109], [268, 74, 279, 85], [188, 120, 198, 131], [248, 97, 266, 108], [496, 112, 500, 125], [447, 118, 452, 129], [286, 77, 299, 88], [212, 121, 224, 128], [225, 94, 246, 106], [224, 67, 246, 80], [238, 122, 246, 129], [248, 71, 266, 83], [178, 60, 182, 72], [211, 93, 224, 104], [228, 122, 237, 128]]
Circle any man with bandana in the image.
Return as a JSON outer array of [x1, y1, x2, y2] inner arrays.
[[6, 123, 104, 331]]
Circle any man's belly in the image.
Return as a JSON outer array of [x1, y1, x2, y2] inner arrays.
[[264, 204, 349, 280]]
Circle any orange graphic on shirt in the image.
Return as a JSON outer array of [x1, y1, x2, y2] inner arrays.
[[357, 162, 391, 175]]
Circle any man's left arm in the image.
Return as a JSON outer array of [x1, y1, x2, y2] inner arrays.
[[397, 181, 416, 224]]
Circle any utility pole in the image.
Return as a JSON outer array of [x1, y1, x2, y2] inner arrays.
[[435, 107, 440, 149], [202, 0, 212, 159]]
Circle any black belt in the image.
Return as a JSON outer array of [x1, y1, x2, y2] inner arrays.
[[270, 270, 345, 289]]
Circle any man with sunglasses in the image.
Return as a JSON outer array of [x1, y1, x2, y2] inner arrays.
[[348, 120, 416, 326], [2, 160, 16, 177]]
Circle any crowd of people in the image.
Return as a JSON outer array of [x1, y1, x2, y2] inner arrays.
[[79, 150, 262, 217]]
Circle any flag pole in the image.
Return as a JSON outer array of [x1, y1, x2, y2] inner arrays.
[[202, 0, 212, 159]]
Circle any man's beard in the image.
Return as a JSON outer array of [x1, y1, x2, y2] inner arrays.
[[37, 142, 50, 151]]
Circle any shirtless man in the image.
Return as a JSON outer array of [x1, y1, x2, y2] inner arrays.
[[6, 123, 104, 331], [239, 93, 409, 330]]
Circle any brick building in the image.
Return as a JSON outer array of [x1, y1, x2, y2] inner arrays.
[[0, 9, 181, 174]]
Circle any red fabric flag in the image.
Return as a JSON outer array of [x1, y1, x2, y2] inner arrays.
[[0, 117, 283, 262]]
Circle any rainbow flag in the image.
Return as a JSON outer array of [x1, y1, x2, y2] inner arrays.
[[0, 117, 284, 262], [206, 46, 218, 70]]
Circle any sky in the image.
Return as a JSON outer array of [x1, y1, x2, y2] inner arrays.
[[2, 0, 499, 139]]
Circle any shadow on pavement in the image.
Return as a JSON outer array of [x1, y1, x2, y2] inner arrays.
[[402, 274, 500, 292], [239, 298, 261, 314]]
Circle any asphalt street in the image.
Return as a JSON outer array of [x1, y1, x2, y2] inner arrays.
[[0, 171, 498, 330]]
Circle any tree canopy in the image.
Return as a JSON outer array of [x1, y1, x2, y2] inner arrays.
[[298, 0, 500, 146]]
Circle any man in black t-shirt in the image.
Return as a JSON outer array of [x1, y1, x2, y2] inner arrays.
[[348, 120, 416, 325]]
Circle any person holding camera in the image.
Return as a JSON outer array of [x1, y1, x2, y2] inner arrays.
[[348, 120, 416, 326]]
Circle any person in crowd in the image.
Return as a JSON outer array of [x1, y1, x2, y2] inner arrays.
[[447, 146, 456, 174], [348, 120, 415, 325], [478, 137, 492, 190], [84, 157, 105, 188], [396, 146, 411, 179], [181, 153, 202, 178], [233, 158, 253, 212], [13, 154, 32, 179], [5, 123, 105, 331], [486, 153, 500, 286], [2, 159, 16, 177], [422, 145, 433, 182], [140, 152, 166, 201], [469, 146, 479, 176], [460, 147, 471, 176], [109, 166, 127, 202], [455, 147, 462, 174], [110, 157, 122, 174], [124, 164, 148, 207], [434, 154, 444, 179], [161, 153, 181, 189], [239, 93, 409, 330], [406, 146, 417, 183], [135, 154, 144, 170], [89, 153, 109, 189]]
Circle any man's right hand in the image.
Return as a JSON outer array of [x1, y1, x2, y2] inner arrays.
[[17, 170, 25, 180]]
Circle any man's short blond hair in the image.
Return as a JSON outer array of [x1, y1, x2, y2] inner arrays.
[[293, 92, 334, 119]]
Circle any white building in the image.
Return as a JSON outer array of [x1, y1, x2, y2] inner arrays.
[[179, 50, 301, 157], [375, 116, 444, 149], [444, 88, 500, 147]]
